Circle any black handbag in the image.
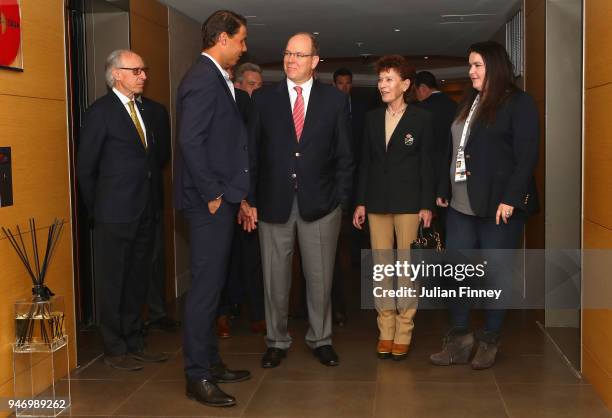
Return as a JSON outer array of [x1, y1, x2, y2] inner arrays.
[[410, 221, 442, 252]]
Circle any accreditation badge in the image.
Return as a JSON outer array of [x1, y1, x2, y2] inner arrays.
[[454, 148, 467, 183]]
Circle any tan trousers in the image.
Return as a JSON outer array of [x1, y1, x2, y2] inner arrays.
[[368, 213, 420, 345]]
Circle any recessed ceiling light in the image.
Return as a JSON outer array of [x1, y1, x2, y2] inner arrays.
[[313, 31, 320, 35], [441, 79, 446, 82], [394, 28, 401, 32], [424, 56, 429, 59], [320, 59, 325, 62]]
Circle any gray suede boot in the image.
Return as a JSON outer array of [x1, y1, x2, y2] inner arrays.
[[471, 331, 500, 370], [429, 329, 474, 366]]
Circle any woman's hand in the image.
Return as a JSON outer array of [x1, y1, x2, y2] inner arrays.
[[436, 197, 449, 207], [418, 209, 433, 228], [496, 203, 514, 225], [353, 205, 366, 230]]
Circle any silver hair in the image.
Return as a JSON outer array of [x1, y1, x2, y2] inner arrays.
[[105, 49, 131, 88], [235, 62, 262, 81]]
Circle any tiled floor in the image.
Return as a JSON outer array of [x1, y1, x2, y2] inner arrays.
[[54, 306, 610, 418]]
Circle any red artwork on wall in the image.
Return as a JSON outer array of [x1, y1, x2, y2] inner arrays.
[[0, 0, 23, 70]]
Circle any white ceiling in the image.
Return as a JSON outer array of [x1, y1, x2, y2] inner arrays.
[[158, 0, 520, 66]]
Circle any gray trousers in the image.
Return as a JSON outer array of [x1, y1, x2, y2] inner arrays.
[[259, 197, 342, 349]]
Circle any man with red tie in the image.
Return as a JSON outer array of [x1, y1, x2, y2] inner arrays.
[[248, 32, 354, 369]]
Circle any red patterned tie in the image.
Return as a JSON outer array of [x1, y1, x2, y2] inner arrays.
[[293, 86, 305, 141]]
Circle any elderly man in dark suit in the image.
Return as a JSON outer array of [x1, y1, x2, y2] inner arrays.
[[77, 49, 170, 371], [248, 32, 353, 369], [173, 10, 255, 408]]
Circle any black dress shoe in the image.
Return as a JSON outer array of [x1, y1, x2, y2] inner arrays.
[[210, 363, 251, 383], [103, 354, 144, 371], [128, 349, 169, 363], [186, 378, 236, 407], [313, 345, 339, 366], [261, 347, 287, 368]]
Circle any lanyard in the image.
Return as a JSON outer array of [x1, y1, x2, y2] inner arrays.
[[458, 94, 480, 150]]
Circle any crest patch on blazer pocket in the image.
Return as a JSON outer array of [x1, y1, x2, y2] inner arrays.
[[404, 133, 414, 146]]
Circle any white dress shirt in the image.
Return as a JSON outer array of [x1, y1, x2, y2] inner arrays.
[[287, 77, 314, 117], [202, 52, 235, 101], [113, 87, 147, 146]]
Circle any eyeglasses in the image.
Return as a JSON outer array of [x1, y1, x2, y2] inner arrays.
[[283, 51, 314, 60], [119, 67, 148, 76]]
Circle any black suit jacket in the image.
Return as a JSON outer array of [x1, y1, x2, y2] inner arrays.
[[249, 79, 354, 223], [438, 90, 539, 217], [235, 88, 251, 124], [416, 92, 457, 187], [77, 92, 170, 223], [173, 55, 250, 210], [356, 105, 436, 213]]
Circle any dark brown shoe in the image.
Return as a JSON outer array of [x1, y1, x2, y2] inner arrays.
[[129, 349, 169, 363], [103, 354, 143, 371], [186, 378, 235, 407], [217, 315, 231, 338], [210, 363, 251, 383]]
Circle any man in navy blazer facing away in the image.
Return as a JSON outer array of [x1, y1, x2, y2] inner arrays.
[[249, 33, 354, 369], [174, 10, 255, 407]]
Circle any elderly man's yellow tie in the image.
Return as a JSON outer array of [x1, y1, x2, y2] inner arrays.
[[127, 101, 147, 149]]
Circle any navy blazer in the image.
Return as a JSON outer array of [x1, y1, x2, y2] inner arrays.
[[356, 105, 436, 213], [438, 90, 540, 217], [174, 55, 250, 210], [77, 92, 170, 223], [248, 79, 354, 223]]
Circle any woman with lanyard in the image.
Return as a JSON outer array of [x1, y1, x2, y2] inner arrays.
[[430, 41, 539, 369]]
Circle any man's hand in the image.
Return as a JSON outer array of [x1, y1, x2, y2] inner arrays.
[[238, 200, 258, 232], [436, 197, 449, 207], [208, 197, 222, 214]]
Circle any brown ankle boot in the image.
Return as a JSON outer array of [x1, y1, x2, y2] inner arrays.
[[471, 341, 499, 369], [391, 343, 409, 361], [377, 340, 393, 359], [429, 330, 474, 366]]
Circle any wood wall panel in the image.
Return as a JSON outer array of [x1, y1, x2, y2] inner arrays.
[[524, 0, 546, 250], [585, 0, 612, 89], [584, 85, 612, 230], [0, 96, 71, 224], [0, 0, 65, 101], [525, 2, 546, 105], [0, 0, 75, 411], [130, 1, 176, 314], [584, 1, 612, 408], [130, 14, 170, 110], [583, 347, 612, 408], [131, 0, 169, 28]]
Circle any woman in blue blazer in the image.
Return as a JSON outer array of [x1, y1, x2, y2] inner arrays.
[[431, 41, 539, 369]]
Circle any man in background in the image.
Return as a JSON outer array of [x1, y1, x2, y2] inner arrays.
[[414, 71, 457, 243], [234, 62, 263, 96]]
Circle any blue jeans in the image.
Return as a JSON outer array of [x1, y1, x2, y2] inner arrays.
[[445, 207, 525, 336]]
